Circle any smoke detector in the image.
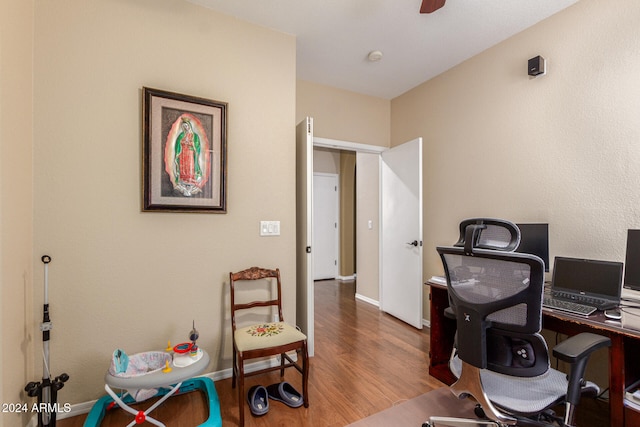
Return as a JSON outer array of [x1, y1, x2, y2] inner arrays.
[[368, 50, 383, 62]]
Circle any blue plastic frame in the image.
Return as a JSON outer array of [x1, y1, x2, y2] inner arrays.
[[83, 376, 221, 427]]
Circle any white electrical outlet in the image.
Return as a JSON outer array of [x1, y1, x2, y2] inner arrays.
[[260, 220, 281, 236]]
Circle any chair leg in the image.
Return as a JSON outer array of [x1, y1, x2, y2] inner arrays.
[[232, 349, 237, 389], [238, 355, 245, 427], [280, 352, 286, 378], [450, 361, 515, 426]]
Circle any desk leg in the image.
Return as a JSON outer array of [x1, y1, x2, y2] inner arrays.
[[428, 285, 456, 385], [609, 334, 624, 426]]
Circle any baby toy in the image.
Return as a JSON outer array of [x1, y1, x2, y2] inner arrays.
[[189, 320, 199, 355], [172, 320, 200, 357]]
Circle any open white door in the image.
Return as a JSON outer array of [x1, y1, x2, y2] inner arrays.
[[380, 138, 423, 329], [296, 118, 314, 356]]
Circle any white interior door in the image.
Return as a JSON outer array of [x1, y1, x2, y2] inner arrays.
[[380, 138, 423, 329], [313, 173, 339, 280], [296, 117, 314, 356]]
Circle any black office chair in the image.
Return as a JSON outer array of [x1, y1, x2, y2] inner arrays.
[[425, 218, 611, 427]]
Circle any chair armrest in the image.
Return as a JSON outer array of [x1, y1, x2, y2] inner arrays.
[[552, 332, 611, 362], [552, 332, 611, 406]]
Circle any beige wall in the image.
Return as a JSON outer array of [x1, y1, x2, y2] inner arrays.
[[313, 147, 340, 174], [392, 0, 640, 316], [355, 152, 380, 301], [32, 0, 295, 404], [339, 152, 356, 277], [1, 0, 35, 425], [297, 80, 390, 147]]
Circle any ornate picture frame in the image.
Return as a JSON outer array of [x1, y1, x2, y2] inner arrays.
[[142, 87, 227, 213]]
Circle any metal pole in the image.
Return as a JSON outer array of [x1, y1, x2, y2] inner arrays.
[[25, 255, 69, 427], [41, 255, 52, 426]]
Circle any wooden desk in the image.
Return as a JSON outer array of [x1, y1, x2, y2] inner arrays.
[[427, 280, 640, 427]]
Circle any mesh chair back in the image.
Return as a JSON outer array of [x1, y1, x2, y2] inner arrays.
[[439, 219, 548, 377]]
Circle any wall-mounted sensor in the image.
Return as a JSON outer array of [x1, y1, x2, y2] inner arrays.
[[528, 55, 546, 77]]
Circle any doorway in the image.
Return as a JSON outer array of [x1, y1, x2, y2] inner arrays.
[[297, 120, 422, 356], [310, 139, 382, 306]]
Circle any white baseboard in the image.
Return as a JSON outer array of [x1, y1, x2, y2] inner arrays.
[[337, 274, 356, 281], [34, 355, 294, 424], [354, 295, 430, 329], [355, 293, 379, 307], [353, 294, 430, 329]]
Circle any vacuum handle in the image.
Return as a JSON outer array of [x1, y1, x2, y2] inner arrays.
[[42, 255, 51, 304]]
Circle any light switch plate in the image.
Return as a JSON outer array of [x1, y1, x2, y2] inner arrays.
[[260, 220, 280, 236]]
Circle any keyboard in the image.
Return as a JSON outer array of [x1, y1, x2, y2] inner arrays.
[[543, 296, 597, 316], [551, 291, 614, 310]]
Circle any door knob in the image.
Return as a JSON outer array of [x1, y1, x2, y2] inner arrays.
[[407, 240, 419, 247]]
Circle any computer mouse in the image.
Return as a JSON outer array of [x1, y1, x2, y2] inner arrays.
[[604, 308, 622, 320]]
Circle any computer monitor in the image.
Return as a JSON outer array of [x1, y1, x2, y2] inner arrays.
[[624, 229, 640, 291], [516, 223, 550, 272], [551, 257, 623, 302]]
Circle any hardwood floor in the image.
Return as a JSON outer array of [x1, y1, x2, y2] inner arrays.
[[58, 280, 444, 426]]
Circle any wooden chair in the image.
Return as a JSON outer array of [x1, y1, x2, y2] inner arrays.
[[229, 267, 309, 426]]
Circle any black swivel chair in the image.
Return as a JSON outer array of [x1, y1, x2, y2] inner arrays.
[[426, 218, 611, 427]]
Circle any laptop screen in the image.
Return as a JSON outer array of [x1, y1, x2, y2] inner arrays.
[[551, 256, 623, 300]]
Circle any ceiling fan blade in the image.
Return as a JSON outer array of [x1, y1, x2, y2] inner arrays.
[[420, 0, 446, 14]]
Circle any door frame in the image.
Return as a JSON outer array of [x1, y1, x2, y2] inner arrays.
[[296, 118, 314, 356], [313, 137, 386, 155]]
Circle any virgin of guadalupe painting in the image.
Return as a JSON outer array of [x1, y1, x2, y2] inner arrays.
[[164, 113, 210, 197], [143, 87, 227, 213]]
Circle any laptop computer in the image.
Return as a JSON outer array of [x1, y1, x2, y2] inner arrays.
[[547, 256, 623, 311]]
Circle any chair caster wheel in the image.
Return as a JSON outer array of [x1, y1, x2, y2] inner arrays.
[[474, 404, 486, 419]]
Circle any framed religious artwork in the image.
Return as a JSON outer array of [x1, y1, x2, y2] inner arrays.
[[142, 87, 227, 213]]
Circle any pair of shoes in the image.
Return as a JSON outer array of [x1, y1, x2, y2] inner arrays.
[[247, 381, 303, 416]]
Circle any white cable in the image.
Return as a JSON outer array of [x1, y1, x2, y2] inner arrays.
[[42, 347, 51, 379]]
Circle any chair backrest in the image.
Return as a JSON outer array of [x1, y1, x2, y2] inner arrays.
[[438, 219, 549, 377], [229, 267, 284, 334], [454, 218, 521, 254]]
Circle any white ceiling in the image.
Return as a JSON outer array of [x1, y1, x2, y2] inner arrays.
[[188, 0, 579, 99]]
